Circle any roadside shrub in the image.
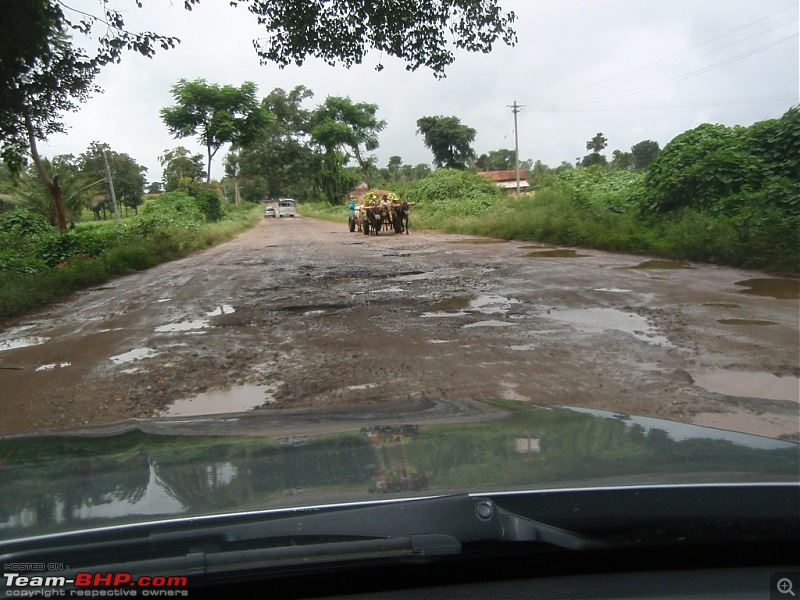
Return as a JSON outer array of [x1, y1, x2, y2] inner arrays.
[[0, 209, 52, 237], [405, 169, 504, 215], [137, 191, 205, 235], [191, 189, 224, 222]]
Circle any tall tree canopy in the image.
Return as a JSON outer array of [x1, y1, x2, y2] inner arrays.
[[161, 79, 271, 186], [416, 116, 476, 170], [159, 147, 206, 192], [631, 140, 661, 170], [243, 0, 516, 76], [236, 86, 316, 201], [311, 97, 385, 189]]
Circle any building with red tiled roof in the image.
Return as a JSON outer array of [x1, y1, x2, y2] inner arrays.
[[478, 170, 530, 192]]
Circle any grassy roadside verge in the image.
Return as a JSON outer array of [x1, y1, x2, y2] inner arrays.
[[0, 204, 262, 320]]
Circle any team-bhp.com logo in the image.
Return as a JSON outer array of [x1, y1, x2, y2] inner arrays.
[[2, 570, 188, 597]]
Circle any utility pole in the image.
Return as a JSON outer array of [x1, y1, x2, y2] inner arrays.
[[101, 149, 121, 222], [507, 101, 525, 195]]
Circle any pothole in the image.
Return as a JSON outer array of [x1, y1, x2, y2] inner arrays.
[[627, 260, 693, 269], [110, 347, 161, 364], [546, 308, 672, 346], [524, 250, 589, 258], [691, 369, 799, 403], [161, 383, 279, 417], [734, 278, 799, 300]]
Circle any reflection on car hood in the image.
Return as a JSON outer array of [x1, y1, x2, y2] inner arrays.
[[0, 398, 797, 539]]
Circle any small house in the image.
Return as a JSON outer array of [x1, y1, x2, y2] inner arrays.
[[478, 170, 530, 193]]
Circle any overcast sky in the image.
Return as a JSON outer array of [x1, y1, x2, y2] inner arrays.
[[42, 0, 799, 184]]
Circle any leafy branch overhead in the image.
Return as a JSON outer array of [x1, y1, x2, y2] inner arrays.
[[221, 0, 517, 76]]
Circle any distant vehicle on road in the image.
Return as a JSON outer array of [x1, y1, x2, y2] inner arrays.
[[264, 205, 276, 218], [278, 198, 296, 218]]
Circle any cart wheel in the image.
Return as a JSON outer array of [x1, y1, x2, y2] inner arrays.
[[349, 217, 356, 232], [363, 221, 370, 234]]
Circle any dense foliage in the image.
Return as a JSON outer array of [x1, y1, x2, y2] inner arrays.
[[643, 107, 800, 215]]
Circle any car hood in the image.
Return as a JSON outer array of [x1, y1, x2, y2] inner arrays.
[[0, 398, 797, 540]]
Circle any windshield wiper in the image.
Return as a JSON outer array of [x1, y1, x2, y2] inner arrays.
[[1, 495, 607, 579]]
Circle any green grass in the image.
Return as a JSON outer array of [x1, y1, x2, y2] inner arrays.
[[0, 204, 262, 320]]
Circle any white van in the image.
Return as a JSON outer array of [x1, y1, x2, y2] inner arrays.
[[278, 198, 296, 217]]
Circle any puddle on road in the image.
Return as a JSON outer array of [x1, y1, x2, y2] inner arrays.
[[735, 278, 799, 300], [110, 347, 161, 365], [628, 260, 693, 269], [422, 311, 469, 318], [355, 287, 406, 295], [448, 239, 508, 245], [703, 302, 742, 308], [154, 306, 237, 333], [162, 384, 278, 417], [0, 336, 49, 352], [431, 296, 473, 310], [395, 269, 460, 282], [347, 383, 379, 391], [429, 294, 519, 316], [35, 362, 71, 371], [717, 319, 778, 326], [594, 288, 632, 293], [524, 250, 588, 258], [463, 320, 514, 329], [693, 410, 798, 439], [546, 308, 671, 346], [155, 320, 209, 333], [691, 369, 799, 403], [279, 303, 351, 315], [510, 343, 537, 351]]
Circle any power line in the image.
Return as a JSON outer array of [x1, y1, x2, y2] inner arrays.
[[533, 33, 798, 111], [531, 3, 798, 107]]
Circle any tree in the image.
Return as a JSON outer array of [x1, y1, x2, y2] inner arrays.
[[586, 132, 608, 154], [311, 97, 386, 189], [241, 0, 516, 77], [160, 79, 271, 186], [580, 132, 608, 168], [1, 0, 179, 231], [159, 147, 206, 192], [631, 140, 661, 170], [476, 149, 517, 171], [236, 86, 316, 201], [610, 149, 634, 171], [17, 155, 100, 225], [79, 143, 146, 216], [416, 116, 476, 170]]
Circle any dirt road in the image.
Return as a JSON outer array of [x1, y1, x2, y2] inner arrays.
[[1, 216, 798, 438]]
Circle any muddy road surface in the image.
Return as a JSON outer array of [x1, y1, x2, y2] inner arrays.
[[1, 216, 798, 438]]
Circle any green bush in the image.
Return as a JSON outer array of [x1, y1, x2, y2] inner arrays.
[[405, 169, 504, 216], [0, 209, 52, 237]]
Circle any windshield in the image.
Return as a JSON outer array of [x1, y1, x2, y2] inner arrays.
[[0, 0, 797, 577]]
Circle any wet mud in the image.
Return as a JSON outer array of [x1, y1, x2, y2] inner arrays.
[[1, 219, 798, 440]]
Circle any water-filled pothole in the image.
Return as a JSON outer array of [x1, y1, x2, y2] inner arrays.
[[279, 303, 351, 314], [717, 319, 778, 326], [162, 384, 278, 417], [0, 336, 49, 352], [110, 347, 161, 364], [628, 260, 693, 269], [691, 369, 799, 403], [734, 278, 799, 300], [448, 239, 507, 245], [546, 308, 671, 346], [525, 250, 588, 258]]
